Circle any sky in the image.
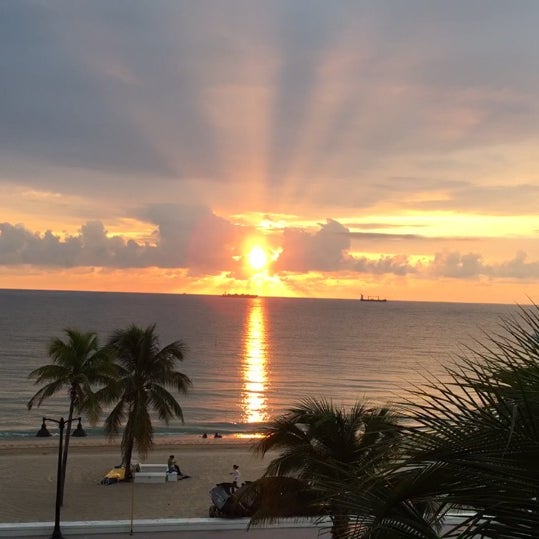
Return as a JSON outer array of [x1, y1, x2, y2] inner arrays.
[[1, 1, 539, 304]]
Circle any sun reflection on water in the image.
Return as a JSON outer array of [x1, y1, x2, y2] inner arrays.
[[241, 298, 269, 423]]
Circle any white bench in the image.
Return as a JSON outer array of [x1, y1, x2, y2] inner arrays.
[[134, 464, 174, 483], [138, 464, 167, 473], [134, 472, 166, 483]]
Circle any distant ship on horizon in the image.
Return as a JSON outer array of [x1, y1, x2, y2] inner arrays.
[[222, 292, 259, 298], [360, 293, 387, 302]]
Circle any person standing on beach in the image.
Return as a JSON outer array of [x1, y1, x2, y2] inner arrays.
[[230, 464, 241, 491]]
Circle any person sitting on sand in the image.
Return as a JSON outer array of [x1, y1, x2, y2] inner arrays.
[[167, 454, 182, 475], [167, 455, 191, 480]]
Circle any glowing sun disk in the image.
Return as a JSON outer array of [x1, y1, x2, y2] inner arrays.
[[247, 246, 268, 270]]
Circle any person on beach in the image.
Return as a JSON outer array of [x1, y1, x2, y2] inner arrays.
[[167, 454, 182, 475], [167, 455, 191, 480], [230, 464, 241, 491]]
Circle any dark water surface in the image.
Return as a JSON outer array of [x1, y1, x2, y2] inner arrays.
[[0, 289, 519, 439]]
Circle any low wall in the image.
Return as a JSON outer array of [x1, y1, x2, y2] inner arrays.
[[0, 518, 328, 539], [0, 512, 479, 539]]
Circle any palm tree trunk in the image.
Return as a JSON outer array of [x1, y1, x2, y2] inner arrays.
[[124, 438, 135, 481], [60, 393, 75, 506]]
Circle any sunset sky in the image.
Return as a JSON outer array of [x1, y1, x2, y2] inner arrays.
[[1, 1, 539, 304]]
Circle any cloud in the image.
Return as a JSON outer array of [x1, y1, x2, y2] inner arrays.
[[430, 251, 491, 279], [274, 219, 350, 272], [2, 215, 539, 283], [0, 204, 253, 274], [349, 255, 416, 276], [137, 204, 243, 272], [411, 181, 539, 215], [349, 231, 477, 242], [3, 2, 539, 190], [496, 250, 539, 279], [0, 3, 174, 180], [0, 221, 154, 268]]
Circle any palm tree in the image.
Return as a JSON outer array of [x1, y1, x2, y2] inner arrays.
[[250, 398, 402, 539], [341, 303, 539, 538], [336, 453, 453, 538], [102, 324, 192, 480], [400, 305, 539, 538], [27, 328, 115, 503]]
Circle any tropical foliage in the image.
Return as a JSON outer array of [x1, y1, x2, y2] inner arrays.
[[27, 328, 115, 502], [337, 305, 539, 538], [101, 324, 192, 479], [249, 398, 402, 538]]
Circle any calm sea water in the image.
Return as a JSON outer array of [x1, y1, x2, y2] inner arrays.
[[0, 289, 521, 440]]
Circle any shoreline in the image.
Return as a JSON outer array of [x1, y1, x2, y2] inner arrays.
[[0, 433, 258, 452]]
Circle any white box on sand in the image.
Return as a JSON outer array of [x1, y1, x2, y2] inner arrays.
[[134, 472, 166, 483], [138, 464, 168, 473]]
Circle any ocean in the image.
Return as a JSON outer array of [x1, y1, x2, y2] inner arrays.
[[0, 289, 522, 441]]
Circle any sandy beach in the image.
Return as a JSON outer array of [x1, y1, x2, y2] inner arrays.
[[0, 436, 271, 524]]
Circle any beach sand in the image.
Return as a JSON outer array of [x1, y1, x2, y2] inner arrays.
[[0, 436, 271, 524]]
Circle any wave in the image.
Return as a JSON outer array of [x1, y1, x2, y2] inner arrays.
[[0, 421, 269, 441]]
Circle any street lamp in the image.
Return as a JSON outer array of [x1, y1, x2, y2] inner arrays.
[[72, 418, 87, 437], [36, 419, 51, 437], [37, 416, 83, 539]]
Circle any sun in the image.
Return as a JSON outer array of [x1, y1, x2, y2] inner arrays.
[[247, 246, 268, 271]]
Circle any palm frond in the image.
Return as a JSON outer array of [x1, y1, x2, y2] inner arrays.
[[27, 379, 66, 409], [103, 400, 126, 437]]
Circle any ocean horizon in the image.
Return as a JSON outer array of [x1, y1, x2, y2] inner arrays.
[[0, 288, 524, 441]]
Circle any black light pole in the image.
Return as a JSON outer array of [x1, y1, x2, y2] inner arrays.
[[39, 416, 82, 539]]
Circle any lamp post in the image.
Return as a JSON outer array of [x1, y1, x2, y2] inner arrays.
[[38, 416, 83, 539]]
